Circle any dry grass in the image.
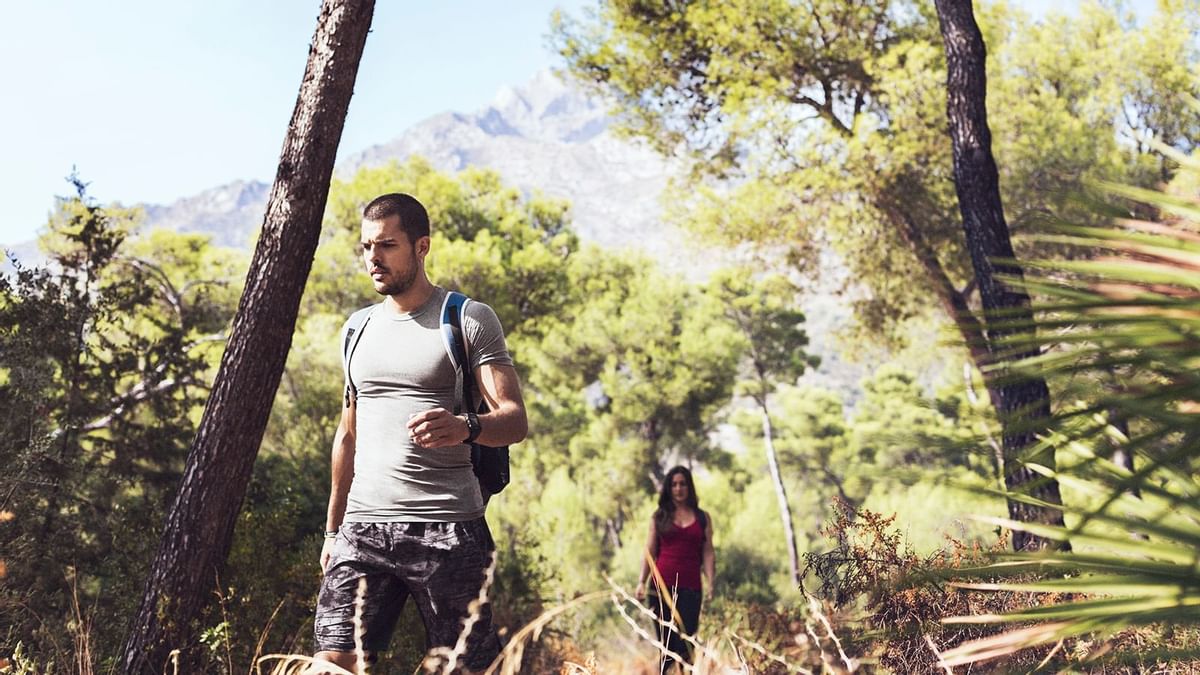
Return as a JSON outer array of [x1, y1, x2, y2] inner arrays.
[[256, 654, 357, 675], [246, 551, 853, 675], [248, 599, 287, 675], [0, 511, 10, 583], [481, 591, 608, 675], [800, 500, 1200, 674], [424, 555, 497, 674], [802, 500, 1051, 672], [602, 574, 855, 675], [258, 579, 369, 675], [66, 569, 95, 675], [0, 510, 10, 673]]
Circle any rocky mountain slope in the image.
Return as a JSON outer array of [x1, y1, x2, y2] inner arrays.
[[130, 70, 687, 261], [3, 70, 863, 400], [139, 180, 270, 249]]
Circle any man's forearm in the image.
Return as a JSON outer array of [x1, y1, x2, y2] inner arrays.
[[325, 491, 349, 531], [473, 363, 526, 446], [476, 402, 527, 447], [325, 435, 354, 530]]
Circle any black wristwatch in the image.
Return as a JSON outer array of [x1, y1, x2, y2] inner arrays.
[[462, 412, 482, 444]]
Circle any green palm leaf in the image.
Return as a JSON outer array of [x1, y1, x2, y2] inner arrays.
[[940, 182, 1200, 666]]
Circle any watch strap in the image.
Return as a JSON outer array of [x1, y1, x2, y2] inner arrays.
[[464, 412, 482, 444]]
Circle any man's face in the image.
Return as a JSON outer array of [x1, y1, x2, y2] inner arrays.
[[360, 215, 427, 297]]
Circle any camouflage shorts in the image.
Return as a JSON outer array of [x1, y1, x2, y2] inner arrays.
[[314, 519, 500, 670]]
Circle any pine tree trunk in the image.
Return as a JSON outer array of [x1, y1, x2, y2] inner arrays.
[[761, 405, 802, 586], [120, 2, 375, 671], [934, 0, 1066, 552]]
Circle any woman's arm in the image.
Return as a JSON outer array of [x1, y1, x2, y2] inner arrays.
[[636, 518, 658, 599], [702, 513, 715, 599]]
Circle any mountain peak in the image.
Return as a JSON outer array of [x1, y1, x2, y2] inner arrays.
[[478, 69, 603, 143], [332, 70, 685, 257], [490, 83, 529, 115], [490, 69, 571, 114]]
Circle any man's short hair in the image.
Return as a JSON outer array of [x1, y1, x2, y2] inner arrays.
[[363, 193, 430, 244]]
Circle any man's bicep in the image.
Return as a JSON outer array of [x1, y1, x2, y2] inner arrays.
[[475, 362, 524, 410]]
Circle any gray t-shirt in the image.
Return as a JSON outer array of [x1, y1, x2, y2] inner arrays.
[[342, 286, 513, 522]]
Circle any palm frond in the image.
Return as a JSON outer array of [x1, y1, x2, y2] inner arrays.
[[941, 183, 1200, 665]]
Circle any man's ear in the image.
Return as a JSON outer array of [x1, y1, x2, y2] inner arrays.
[[416, 235, 431, 258]]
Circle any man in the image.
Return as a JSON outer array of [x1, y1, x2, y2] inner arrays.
[[312, 193, 527, 672]]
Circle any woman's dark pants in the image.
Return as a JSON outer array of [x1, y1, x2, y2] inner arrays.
[[651, 588, 702, 675]]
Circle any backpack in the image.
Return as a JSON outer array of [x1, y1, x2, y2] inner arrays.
[[340, 290, 511, 498]]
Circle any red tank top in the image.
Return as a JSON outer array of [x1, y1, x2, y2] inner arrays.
[[654, 516, 704, 591]]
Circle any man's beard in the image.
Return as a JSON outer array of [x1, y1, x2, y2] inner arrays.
[[374, 256, 418, 296]]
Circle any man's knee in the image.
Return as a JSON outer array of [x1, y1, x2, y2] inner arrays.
[[308, 650, 368, 674]]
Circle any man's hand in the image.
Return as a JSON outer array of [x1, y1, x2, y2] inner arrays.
[[320, 537, 336, 574], [407, 408, 470, 448]]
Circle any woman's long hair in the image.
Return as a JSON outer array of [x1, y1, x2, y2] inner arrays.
[[654, 465, 701, 534]]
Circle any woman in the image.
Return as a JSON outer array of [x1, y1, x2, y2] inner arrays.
[[635, 466, 715, 674]]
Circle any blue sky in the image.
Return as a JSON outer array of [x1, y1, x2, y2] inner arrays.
[[0, 0, 1156, 247], [0, 1, 588, 245]]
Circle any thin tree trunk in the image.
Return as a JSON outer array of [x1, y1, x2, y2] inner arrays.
[[1108, 412, 1135, 472], [41, 231, 99, 541], [120, 2, 375, 671], [761, 403, 802, 586], [878, 197, 992, 373], [934, 0, 1066, 551]]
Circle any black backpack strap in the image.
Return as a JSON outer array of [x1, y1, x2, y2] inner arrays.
[[341, 305, 375, 406]]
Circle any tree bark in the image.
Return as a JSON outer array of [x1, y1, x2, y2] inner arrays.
[[934, 0, 1066, 551], [760, 404, 802, 586], [120, 2, 375, 671]]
